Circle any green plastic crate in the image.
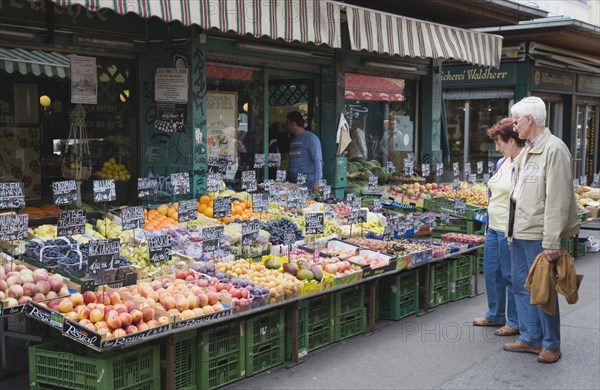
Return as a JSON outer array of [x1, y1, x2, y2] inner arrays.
[[307, 293, 335, 325], [285, 302, 308, 360], [334, 284, 365, 317], [431, 219, 483, 238], [163, 330, 196, 390], [451, 275, 473, 301], [424, 197, 487, 220], [477, 248, 484, 274], [380, 269, 419, 320], [334, 308, 367, 341], [245, 309, 285, 376], [577, 244, 587, 258], [29, 338, 160, 390], [308, 317, 335, 351], [430, 262, 450, 289], [561, 236, 575, 256], [198, 320, 245, 390], [449, 255, 473, 281], [428, 284, 451, 307]]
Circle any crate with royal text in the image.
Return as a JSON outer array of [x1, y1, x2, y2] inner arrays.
[[198, 320, 246, 389], [245, 309, 285, 376], [29, 338, 160, 390]]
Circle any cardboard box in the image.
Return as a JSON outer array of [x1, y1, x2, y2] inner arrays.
[[586, 206, 599, 220]]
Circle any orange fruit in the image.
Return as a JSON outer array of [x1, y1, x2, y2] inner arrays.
[[233, 205, 243, 215], [157, 204, 168, 215], [204, 207, 213, 218], [200, 195, 211, 205], [198, 204, 208, 214]]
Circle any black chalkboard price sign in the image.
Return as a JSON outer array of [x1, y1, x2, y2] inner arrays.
[[296, 173, 307, 186], [276, 170, 286, 183], [206, 173, 223, 193], [213, 197, 231, 218], [0, 214, 28, 241], [241, 171, 257, 192], [202, 225, 224, 253], [357, 209, 368, 224], [0, 182, 25, 209], [252, 193, 268, 213], [121, 206, 145, 230], [148, 234, 171, 263], [242, 219, 260, 246], [52, 180, 78, 206], [178, 199, 198, 223], [253, 154, 265, 169], [268, 153, 281, 168], [305, 213, 324, 235], [207, 157, 229, 174], [93, 180, 116, 203], [57, 209, 86, 236], [170, 172, 190, 195], [137, 177, 158, 198], [88, 239, 120, 274]]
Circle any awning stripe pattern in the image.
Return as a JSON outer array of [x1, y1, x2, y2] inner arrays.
[[0, 47, 70, 78], [45, 0, 341, 48], [346, 5, 503, 68]]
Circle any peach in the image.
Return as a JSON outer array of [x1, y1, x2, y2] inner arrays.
[[57, 298, 73, 313], [160, 295, 176, 311], [197, 294, 209, 307], [113, 328, 127, 338], [96, 292, 111, 305], [79, 319, 92, 327], [141, 307, 155, 322], [82, 291, 96, 304], [202, 305, 215, 315], [119, 312, 133, 327], [130, 309, 143, 325], [105, 311, 122, 330], [192, 307, 204, 317], [206, 292, 219, 305], [77, 306, 91, 320], [146, 319, 159, 328], [137, 322, 149, 332], [157, 316, 170, 326], [181, 309, 195, 320], [109, 291, 121, 305], [175, 296, 189, 312], [186, 295, 198, 310], [124, 324, 138, 334], [69, 293, 84, 306], [212, 303, 224, 312], [65, 311, 79, 321], [89, 308, 104, 323]]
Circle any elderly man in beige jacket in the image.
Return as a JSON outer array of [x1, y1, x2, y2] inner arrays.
[[504, 96, 579, 364]]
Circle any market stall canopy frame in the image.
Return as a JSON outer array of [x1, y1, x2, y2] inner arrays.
[[345, 4, 503, 68], [0, 47, 69, 78]]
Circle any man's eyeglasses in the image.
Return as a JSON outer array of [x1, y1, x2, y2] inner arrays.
[[512, 116, 529, 127]]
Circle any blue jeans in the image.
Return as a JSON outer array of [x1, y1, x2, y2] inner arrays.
[[511, 238, 560, 351], [483, 229, 518, 329]]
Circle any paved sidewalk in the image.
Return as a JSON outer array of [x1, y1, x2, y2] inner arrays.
[[224, 226, 600, 390]]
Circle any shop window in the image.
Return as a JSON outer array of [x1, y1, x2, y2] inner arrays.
[[207, 65, 263, 185], [343, 74, 415, 169], [0, 52, 135, 203]]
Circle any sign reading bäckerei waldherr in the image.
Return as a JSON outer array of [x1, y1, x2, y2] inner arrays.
[[441, 63, 516, 87]]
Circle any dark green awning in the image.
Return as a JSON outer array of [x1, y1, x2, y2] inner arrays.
[[0, 47, 70, 78]]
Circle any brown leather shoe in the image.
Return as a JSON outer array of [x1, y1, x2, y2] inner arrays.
[[538, 348, 561, 363], [472, 317, 505, 327], [503, 340, 542, 354]]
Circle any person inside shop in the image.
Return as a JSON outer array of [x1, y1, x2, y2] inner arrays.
[[267, 122, 281, 180], [504, 96, 580, 364], [472, 118, 524, 336], [286, 111, 323, 193], [347, 126, 368, 159]]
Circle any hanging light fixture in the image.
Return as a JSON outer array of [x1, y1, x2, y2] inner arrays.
[[39, 95, 51, 108]]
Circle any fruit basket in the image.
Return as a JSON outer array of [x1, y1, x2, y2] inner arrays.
[[57, 250, 87, 278], [40, 245, 64, 266]]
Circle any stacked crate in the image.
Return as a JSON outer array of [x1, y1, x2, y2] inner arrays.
[[379, 269, 419, 320], [198, 320, 245, 390], [449, 255, 473, 301], [245, 309, 285, 376], [334, 285, 367, 341]]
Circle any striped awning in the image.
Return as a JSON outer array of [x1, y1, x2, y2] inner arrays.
[[45, 0, 341, 48], [346, 5, 503, 68], [0, 47, 70, 78]]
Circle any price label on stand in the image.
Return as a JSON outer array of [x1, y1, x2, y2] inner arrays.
[[0, 214, 28, 241], [404, 159, 414, 176], [241, 171, 257, 192], [357, 209, 368, 223], [373, 199, 383, 213], [93, 180, 116, 202], [283, 230, 296, 246], [453, 162, 460, 177], [170, 173, 190, 195], [121, 206, 145, 230], [477, 161, 483, 175], [468, 174, 477, 187], [276, 170, 287, 183], [386, 161, 396, 174], [453, 178, 461, 192], [436, 163, 444, 177], [0, 182, 25, 209], [347, 211, 359, 225], [148, 234, 171, 263], [453, 198, 467, 215], [207, 157, 229, 174], [592, 173, 600, 188], [324, 204, 334, 219], [305, 213, 324, 235], [296, 173, 307, 187], [407, 153, 415, 162], [368, 175, 378, 191], [387, 214, 400, 231], [213, 197, 231, 218], [88, 239, 120, 274], [322, 185, 332, 198], [202, 226, 224, 253], [52, 180, 77, 206], [422, 164, 430, 177], [252, 193, 268, 213], [178, 200, 198, 223], [483, 173, 490, 184], [287, 189, 303, 207], [440, 213, 450, 226], [352, 196, 361, 210], [580, 176, 587, 186], [137, 177, 158, 198], [488, 163, 495, 175], [464, 162, 471, 175], [382, 225, 394, 241], [242, 219, 260, 245], [268, 153, 281, 168], [253, 154, 265, 169], [206, 173, 222, 193]]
